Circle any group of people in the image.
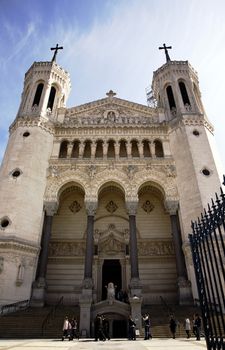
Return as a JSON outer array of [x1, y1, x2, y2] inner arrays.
[[94, 314, 110, 341], [62, 316, 79, 341], [128, 313, 152, 341], [62, 312, 202, 341], [169, 313, 202, 340]]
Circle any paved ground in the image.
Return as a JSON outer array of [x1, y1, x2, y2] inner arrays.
[[0, 338, 207, 350]]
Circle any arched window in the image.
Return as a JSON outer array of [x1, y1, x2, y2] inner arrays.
[[32, 83, 44, 106], [166, 85, 176, 110], [155, 140, 164, 157], [179, 81, 190, 106], [47, 86, 56, 110], [131, 140, 139, 157], [143, 140, 151, 157], [107, 140, 115, 158], [83, 140, 91, 158], [71, 141, 80, 158], [95, 140, 103, 158], [119, 140, 127, 158], [59, 141, 68, 158]]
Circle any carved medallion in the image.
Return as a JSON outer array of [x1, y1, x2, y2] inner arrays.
[[142, 200, 154, 214], [106, 201, 118, 213], [69, 201, 82, 214]]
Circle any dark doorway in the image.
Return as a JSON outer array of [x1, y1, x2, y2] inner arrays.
[[113, 320, 127, 338], [102, 259, 121, 300]]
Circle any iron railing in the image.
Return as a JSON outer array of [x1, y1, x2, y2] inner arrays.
[[189, 186, 225, 350], [42, 296, 64, 335], [0, 299, 30, 316]]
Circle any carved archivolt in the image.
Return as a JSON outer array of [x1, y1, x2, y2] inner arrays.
[[44, 164, 178, 205], [44, 168, 90, 202]]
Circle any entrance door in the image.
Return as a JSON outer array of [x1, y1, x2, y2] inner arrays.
[[102, 259, 121, 300]]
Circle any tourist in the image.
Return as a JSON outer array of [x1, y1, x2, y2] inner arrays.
[[62, 316, 72, 341], [194, 314, 202, 341], [128, 315, 136, 340], [169, 315, 177, 339], [143, 313, 152, 340], [184, 317, 191, 338]]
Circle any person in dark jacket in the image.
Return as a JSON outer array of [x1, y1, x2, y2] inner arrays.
[[194, 314, 202, 341], [128, 315, 136, 340], [169, 315, 177, 339]]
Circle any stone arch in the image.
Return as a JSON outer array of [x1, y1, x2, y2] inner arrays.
[[44, 169, 90, 203], [93, 169, 131, 199], [133, 169, 178, 202]]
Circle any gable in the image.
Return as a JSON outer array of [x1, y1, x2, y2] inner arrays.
[[63, 96, 160, 127]]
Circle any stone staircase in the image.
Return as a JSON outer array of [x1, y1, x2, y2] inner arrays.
[[0, 304, 200, 339]]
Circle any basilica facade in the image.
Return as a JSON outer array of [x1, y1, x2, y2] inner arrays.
[[0, 53, 222, 336]]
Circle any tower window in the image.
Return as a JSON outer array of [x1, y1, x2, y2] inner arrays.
[[12, 170, 21, 178], [193, 130, 200, 136], [0, 217, 10, 229], [166, 85, 176, 110], [47, 86, 56, 110], [32, 83, 44, 106], [201, 168, 211, 176], [179, 81, 191, 106], [23, 131, 30, 137]]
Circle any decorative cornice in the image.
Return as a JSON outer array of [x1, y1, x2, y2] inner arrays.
[[9, 116, 54, 135], [0, 236, 39, 255]]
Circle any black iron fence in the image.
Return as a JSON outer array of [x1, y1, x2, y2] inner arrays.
[[189, 187, 225, 350]]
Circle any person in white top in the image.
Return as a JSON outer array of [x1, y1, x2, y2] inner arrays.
[[62, 316, 72, 341], [184, 318, 191, 339]]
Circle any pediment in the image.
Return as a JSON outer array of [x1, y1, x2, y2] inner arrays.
[[62, 96, 159, 127]]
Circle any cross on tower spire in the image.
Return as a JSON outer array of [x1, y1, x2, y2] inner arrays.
[[158, 43, 172, 62], [50, 43, 63, 62]]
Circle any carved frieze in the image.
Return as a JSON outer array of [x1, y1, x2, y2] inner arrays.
[[49, 241, 85, 257], [138, 240, 174, 256]]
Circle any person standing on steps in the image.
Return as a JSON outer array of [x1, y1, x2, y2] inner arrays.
[[128, 315, 136, 340], [169, 314, 177, 339], [142, 313, 152, 340], [62, 316, 72, 341], [184, 317, 191, 338]]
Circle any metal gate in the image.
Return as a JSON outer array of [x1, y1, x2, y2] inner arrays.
[[189, 188, 225, 349]]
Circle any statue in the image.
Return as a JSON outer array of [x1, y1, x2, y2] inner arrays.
[[106, 282, 116, 300]]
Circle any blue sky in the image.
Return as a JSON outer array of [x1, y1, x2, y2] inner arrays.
[[1, 0, 225, 173]]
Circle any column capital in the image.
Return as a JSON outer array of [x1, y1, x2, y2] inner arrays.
[[44, 201, 58, 216], [85, 201, 98, 216], [164, 199, 179, 215], [126, 200, 138, 216]]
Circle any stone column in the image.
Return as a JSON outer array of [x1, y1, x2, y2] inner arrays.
[[91, 142, 97, 160], [150, 141, 155, 158], [138, 141, 144, 159], [67, 142, 73, 158], [127, 141, 132, 159], [79, 200, 97, 338], [103, 141, 108, 159], [79, 141, 85, 159], [165, 200, 193, 305], [31, 201, 58, 307], [126, 201, 142, 295], [114, 141, 120, 160]]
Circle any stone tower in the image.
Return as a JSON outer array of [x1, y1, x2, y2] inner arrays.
[[0, 59, 71, 304]]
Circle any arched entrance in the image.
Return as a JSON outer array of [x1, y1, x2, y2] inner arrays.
[[102, 259, 122, 300]]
